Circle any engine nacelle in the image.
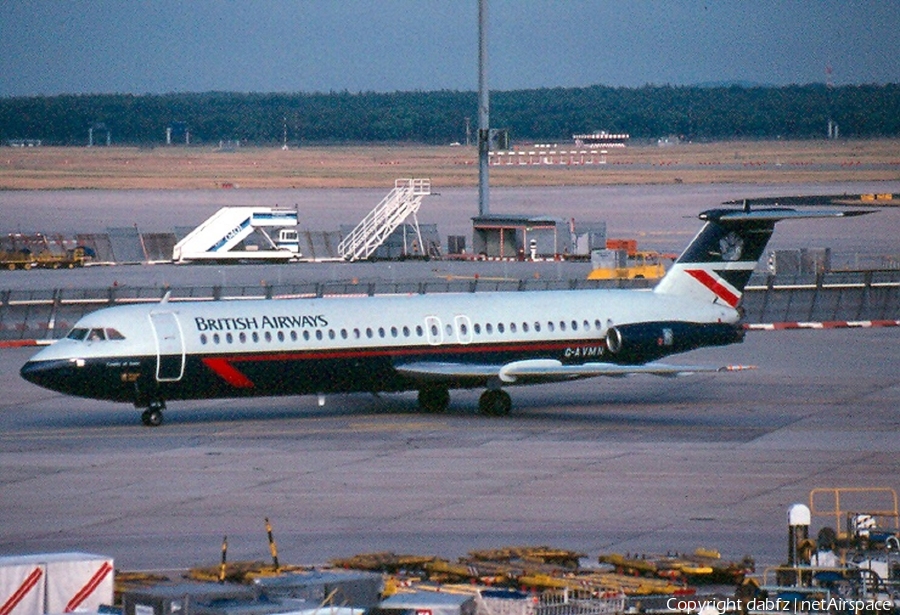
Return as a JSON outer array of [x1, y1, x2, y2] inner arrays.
[[605, 322, 743, 363]]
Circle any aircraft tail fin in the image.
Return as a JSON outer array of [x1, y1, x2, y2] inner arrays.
[[653, 208, 871, 307]]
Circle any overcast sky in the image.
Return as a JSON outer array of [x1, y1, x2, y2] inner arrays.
[[1, 0, 898, 97]]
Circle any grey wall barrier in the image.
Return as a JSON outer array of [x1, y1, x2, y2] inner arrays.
[[742, 271, 900, 324], [1, 272, 898, 342]]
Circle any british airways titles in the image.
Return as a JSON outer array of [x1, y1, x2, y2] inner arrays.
[[194, 314, 328, 332]]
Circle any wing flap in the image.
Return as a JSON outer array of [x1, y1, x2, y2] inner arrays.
[[396, 360, 755, 384]]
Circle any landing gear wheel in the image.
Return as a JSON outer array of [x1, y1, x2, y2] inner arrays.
[[141, 403, 165, 427], [418, 386, 450, 413], [479, 389, 511, 416]]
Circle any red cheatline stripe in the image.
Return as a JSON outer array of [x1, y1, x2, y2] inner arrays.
[[0, 567, 43, 615], [227, 339, 594, 363], [684, 269, 740, 308], [202, 357, 255, 388], [65, 561, 113, 613]]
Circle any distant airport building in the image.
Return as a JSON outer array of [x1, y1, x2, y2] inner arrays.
[[472, 214, 605, 259], [6, 139, 42, 147], [572, 131, 629, 148]]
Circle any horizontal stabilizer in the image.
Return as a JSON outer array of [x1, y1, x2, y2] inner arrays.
[[701, 208, 874, 223], [722, 194, 897, 208]]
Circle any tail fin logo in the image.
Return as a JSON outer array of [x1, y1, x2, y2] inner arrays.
[[654, 206, 873, 306], [719, 232, 744, 261]]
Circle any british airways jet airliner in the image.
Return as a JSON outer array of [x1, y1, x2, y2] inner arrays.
[[20, 207, 868, 426]]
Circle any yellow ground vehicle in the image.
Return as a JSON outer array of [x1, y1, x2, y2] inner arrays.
[[1, 250, 36, 270], [587, 240, 667, 280], [0, 246, 86, 270]]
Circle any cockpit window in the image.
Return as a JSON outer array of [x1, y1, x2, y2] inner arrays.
[[105, 328, 125, 340], [66, 327, 126, 341], [66, 328, 89, 341]]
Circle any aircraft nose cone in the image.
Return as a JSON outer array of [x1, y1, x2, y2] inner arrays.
[[20, 359, 69, 390], [21, 359, 47, 385]]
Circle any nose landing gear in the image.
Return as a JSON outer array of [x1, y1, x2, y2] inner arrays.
[[140, 401, 165, 427]]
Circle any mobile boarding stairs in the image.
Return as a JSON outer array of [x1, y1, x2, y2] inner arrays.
[[338, 178, 432, 262], [172, 207, 301, 263], [172, 179, 431, 263]]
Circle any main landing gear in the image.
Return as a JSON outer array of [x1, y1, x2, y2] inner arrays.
[[416, 386, 512, 416], [140, 401, 165, 427], [418, 386, 450, 413], [478, 389, 512, 417]]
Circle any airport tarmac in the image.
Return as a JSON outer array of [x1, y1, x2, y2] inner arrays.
[[1, 182, 899, 573], [1, 328, 899, 572]]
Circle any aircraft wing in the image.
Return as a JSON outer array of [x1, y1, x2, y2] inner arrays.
[[395, 359, 754, 385]]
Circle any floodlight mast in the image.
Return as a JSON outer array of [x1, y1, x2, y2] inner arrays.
[[477, 0, 490, 216]]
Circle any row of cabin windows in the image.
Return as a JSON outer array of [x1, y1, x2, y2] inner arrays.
[[198, 318, 605, 346]]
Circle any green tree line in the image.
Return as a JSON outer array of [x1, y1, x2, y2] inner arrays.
[[1, 84, 898, 146]]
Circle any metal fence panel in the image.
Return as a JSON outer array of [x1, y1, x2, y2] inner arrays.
[[106, 227, 146, 263]]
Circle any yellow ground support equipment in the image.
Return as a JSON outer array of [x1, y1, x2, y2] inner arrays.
[[587, 239, 667, 281]]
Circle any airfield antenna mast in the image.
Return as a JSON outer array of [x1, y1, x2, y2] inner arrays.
[[825, 64, 837, 139], [477, 0, 490, 216]]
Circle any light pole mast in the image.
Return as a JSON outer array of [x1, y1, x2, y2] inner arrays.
[[477, 0, 490, 216]]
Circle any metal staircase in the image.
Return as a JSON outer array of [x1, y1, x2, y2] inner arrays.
[[338, 178, 431, 261]]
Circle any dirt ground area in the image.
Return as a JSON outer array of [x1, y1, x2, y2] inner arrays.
[[1, 139, 898, 190]]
